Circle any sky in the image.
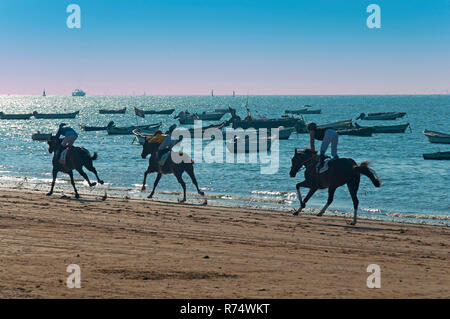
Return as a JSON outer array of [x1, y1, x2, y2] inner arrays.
[[0, 0, 449, 95]]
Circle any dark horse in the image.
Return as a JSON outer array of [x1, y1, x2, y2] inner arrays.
[[47, 136, 104, 198], [141, 140, 207, 204], [289, 149, 381, 225]]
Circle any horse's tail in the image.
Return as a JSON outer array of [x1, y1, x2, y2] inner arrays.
[[354, 161, 381, 187], [91, 152, 98, 161]]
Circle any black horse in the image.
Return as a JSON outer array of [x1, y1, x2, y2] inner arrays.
[[289, 148, 381, 225], [141, 140, 206, 204], [47, 137, 104, 198]]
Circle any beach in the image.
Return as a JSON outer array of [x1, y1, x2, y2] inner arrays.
[[0, 188, 448, 298]]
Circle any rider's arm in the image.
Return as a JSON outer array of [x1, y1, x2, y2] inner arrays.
[[309, 131, 316, 152], [55, 127, 62, 139]]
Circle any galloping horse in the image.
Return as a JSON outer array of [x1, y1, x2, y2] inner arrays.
[[141, 139, 206, 204], [47, 136, 104, 198], [289, 148, 381, 225]]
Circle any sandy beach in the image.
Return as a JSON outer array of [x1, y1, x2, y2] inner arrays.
[[0, 188, 448, 298]]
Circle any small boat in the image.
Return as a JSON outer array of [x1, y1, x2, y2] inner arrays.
[[318, 119, 353, 130], [81, 125, 108, 132], [185, 122, 229, 137], [107, 122, 162, 135], [356, 112, 406, 121], [423, 130, 450, 144], [271, 126, 295, 140], [175, 112, 200, 125], [355, 122, 410, 133], [0, 112, 33, 120], [33, 111, 80, 119], [32, 131, 52, 141], [226, 136, 274, 153], [143, 108, 175, 115], [99, 108, 126, 114], [337, 127, 373, 137], [214, 108, 231, 114], [285, 109, 322, 115], [423, 151, 450, 160], [196, 111, 226, 121], [72, 89, 86, 97]]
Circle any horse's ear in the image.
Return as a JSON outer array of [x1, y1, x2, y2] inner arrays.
[[294, 148, 297, 153]]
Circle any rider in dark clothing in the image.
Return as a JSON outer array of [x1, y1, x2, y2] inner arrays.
[[307, 122, 339, 169]]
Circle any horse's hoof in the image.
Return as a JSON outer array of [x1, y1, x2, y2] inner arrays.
[[141, 187, 146, 192], [90, 182, 97, 187], [199, 191, 205, 196], [293, 211, 299, 216], [46, 192, 52, 196], [202, 200, 207, 206], [317, 211, 325, 216], [350, 220, 357, 226], [75, 194, 80, 199], [178, 199, 186, 203], [99, 181, 104, 185], [147, 194, 153, 199]]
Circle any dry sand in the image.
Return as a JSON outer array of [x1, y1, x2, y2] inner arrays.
[[0, 188, 448, 298]]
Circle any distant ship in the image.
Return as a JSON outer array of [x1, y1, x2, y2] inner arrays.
[[211, 89, 214, 97], [43, 89, 46, 97], [233, 91, 235, 97], [72, 89, 86, 97]]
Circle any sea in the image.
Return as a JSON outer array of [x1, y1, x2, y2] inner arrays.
[[0, 95, 449, 225]]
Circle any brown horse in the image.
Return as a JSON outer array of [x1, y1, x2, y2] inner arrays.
[[47, 137, 104, 198], [140, 140, 206, 204], [289, 148, 381, 225]]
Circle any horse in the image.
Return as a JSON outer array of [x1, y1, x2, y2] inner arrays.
[[140, 139, 206, 204], [47, 136, 104, 198], [289, 148, 381, 225]]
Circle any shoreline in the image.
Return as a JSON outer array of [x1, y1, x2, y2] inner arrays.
[[0, 188, 448, 298], [0, 176, 448, 227]]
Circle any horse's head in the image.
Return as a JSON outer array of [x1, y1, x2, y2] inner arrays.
[[47, 136, 63, 154], [141, 139, 158, 159], [289, 148, 317, 177]]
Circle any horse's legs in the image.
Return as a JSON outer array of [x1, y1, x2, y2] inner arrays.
[[47, 168, 58, 196], [174, 172, 187, 203], [317, 186, 336, 216], [185, 165, 207, 205], [347, 178, 360, 225], [76, 167, 96, 187], [294, 181, 308, 215], [85, 163, 104, 185], [141, 167, 151, 191], [68, 171, 80, 199], [148, 173, 162, 199], [303, 187, 317, 206]]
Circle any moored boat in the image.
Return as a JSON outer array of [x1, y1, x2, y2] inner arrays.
[[337, 127, 373, 137], [196, 111, 226, 121], [423, 130, 450, 144], [143, 108, 175, 115], [284, 109, 322, 115], [132, 128, 161, 145], [81, 125, 108, 132], [32, 131, 52, 141], [0, 112, 33, 120], [356, 112, 406, 120], [33, 111, 80, 119], [99, 108, 126, 114], [423, 151, 450, 160], [107, 121, 161, 135], [72, 89, 86, 97], [355, 122, 410, 133], [317, 119, 353, 130]]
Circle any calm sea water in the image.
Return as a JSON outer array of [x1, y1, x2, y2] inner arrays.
[[0, 95, 449, 225]]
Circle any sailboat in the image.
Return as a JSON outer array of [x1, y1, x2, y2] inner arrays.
[[211, 89, 214, 97], [43, 89, 46, 97]]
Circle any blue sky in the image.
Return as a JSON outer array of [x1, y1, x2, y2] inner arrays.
[[0, 0, 449, 95]]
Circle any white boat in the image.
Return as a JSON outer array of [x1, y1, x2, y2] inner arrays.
[[423, 130, 450, 144], [132, 128, 159, 145], [72, 89, 86, 97]]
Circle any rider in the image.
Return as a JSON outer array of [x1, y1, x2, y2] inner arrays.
[[55, 123, 78, 162], [147, 130, 182, 165], [307, 122, 339, 170]]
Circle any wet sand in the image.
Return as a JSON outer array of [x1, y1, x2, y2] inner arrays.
[[0, 188, 448, 298]]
